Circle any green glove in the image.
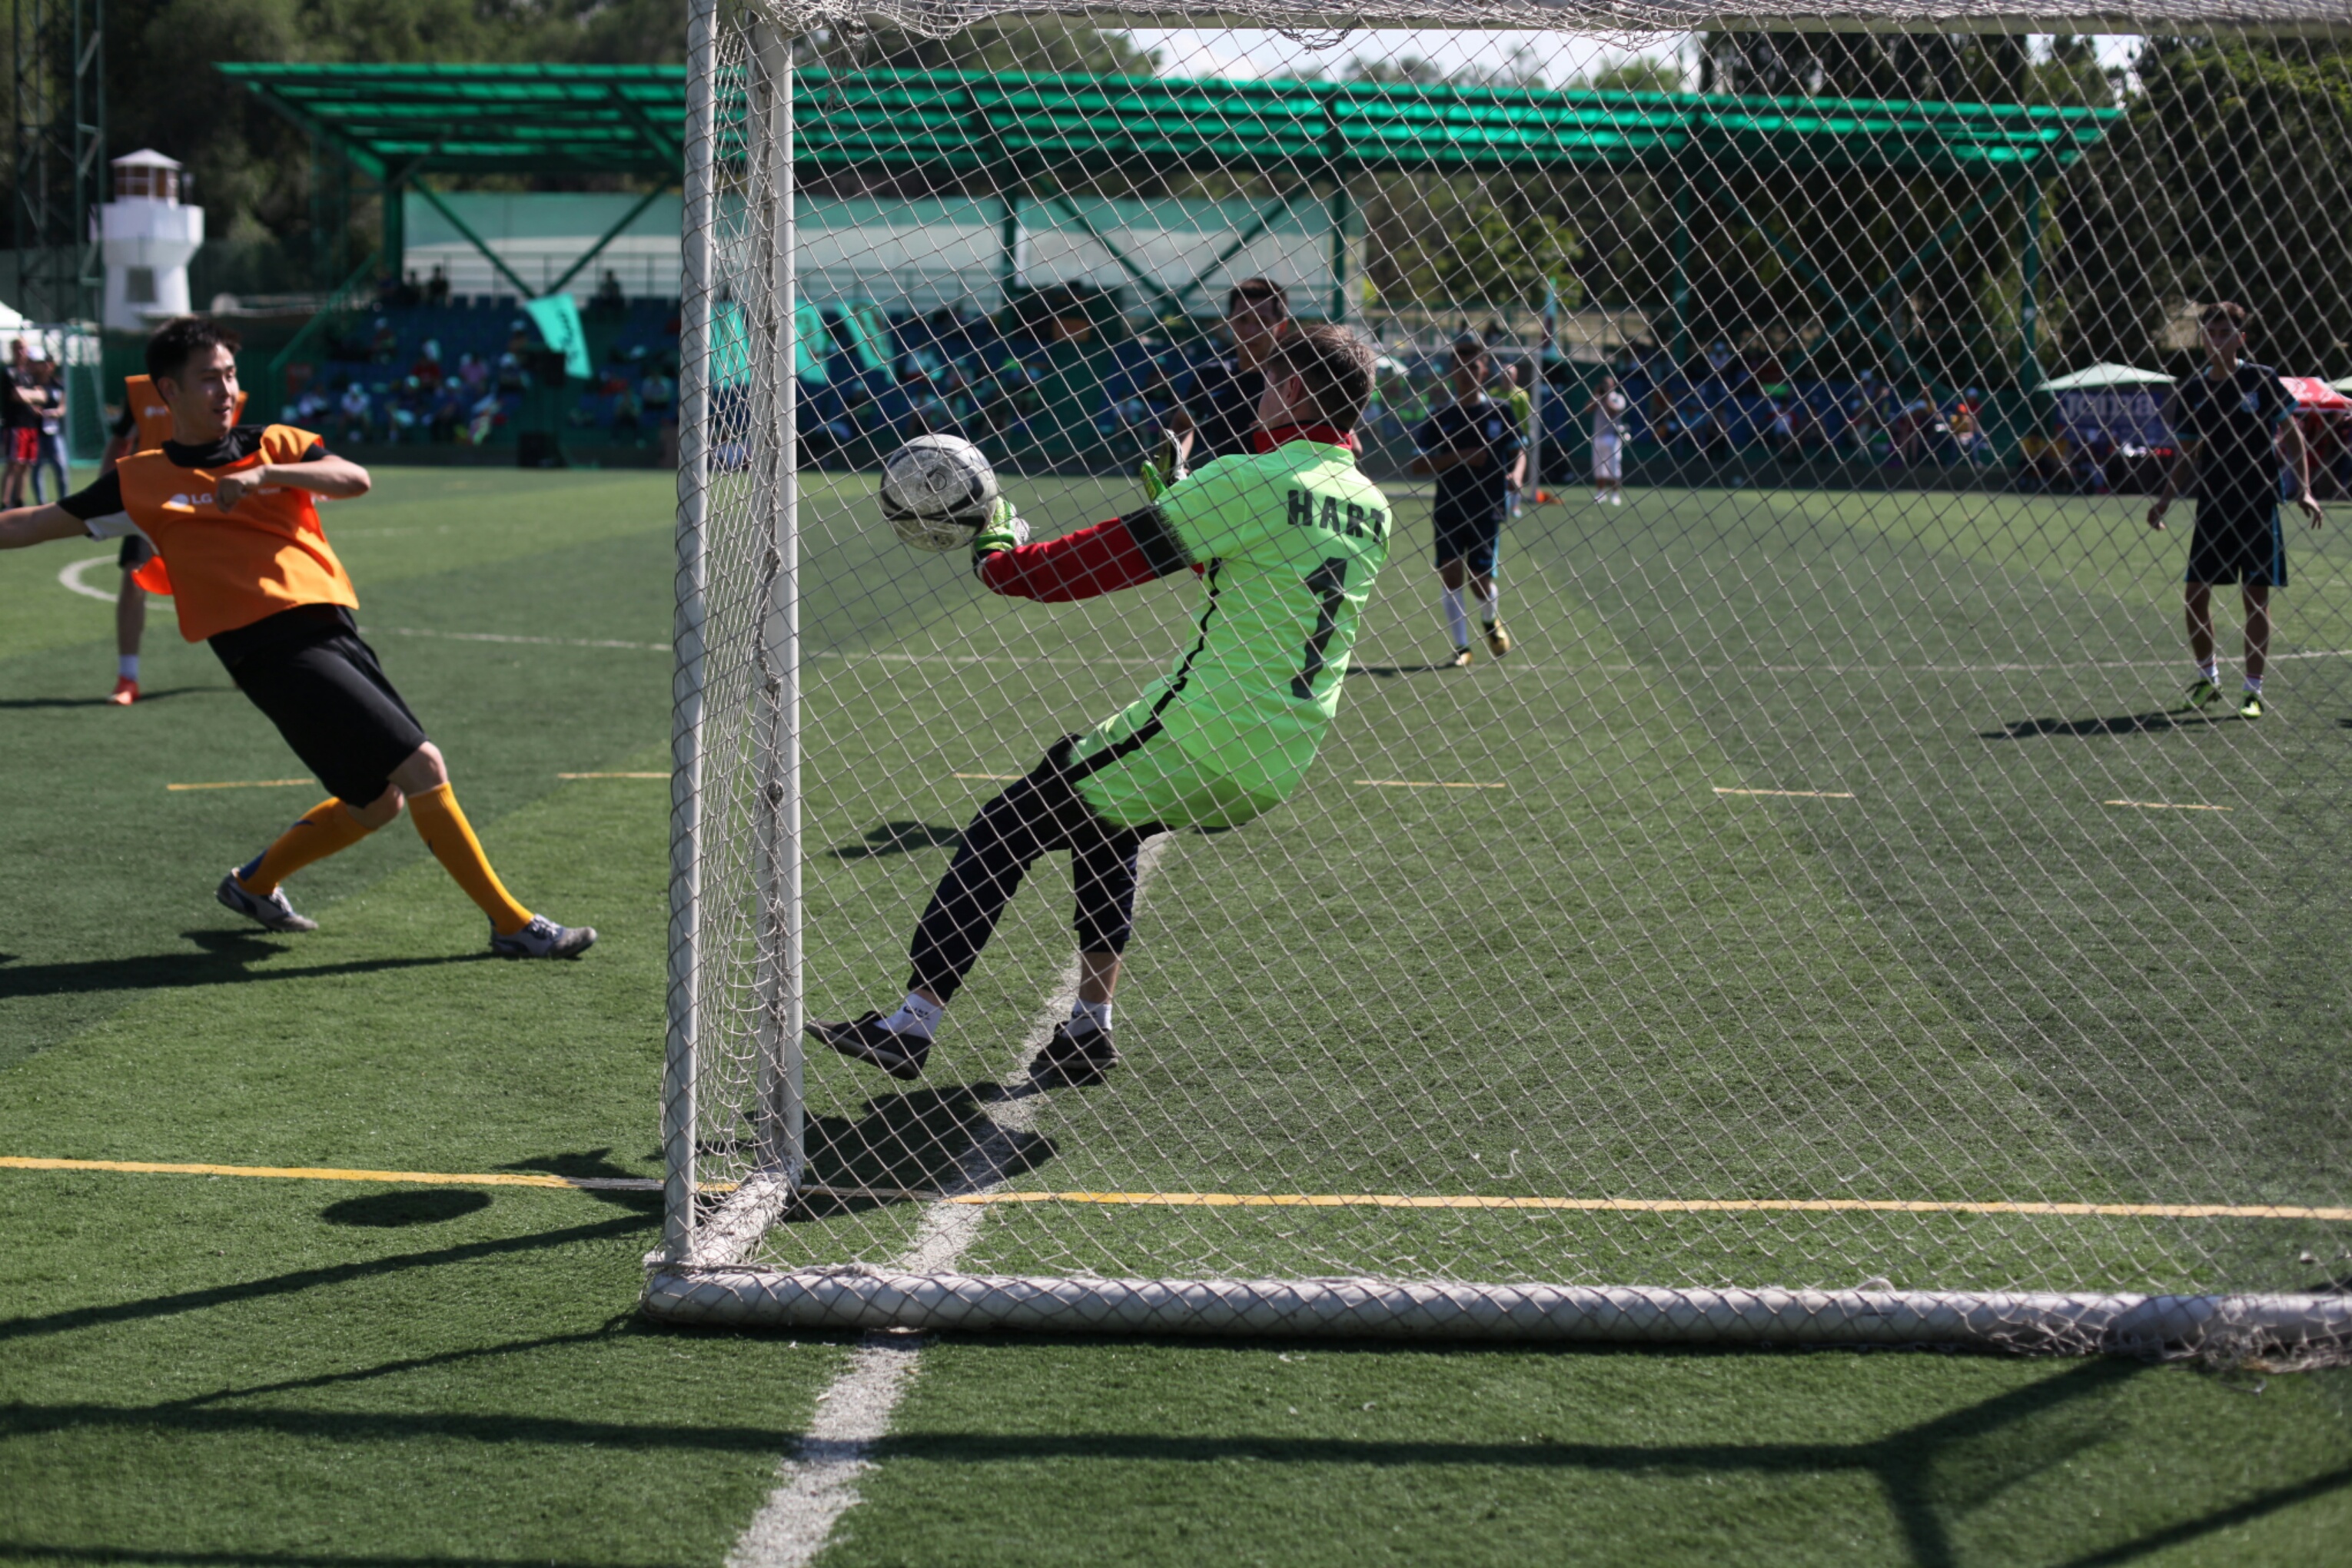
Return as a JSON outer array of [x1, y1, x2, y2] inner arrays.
[[1139, 458, 1166, 501], [968, 495, 1030, 571]]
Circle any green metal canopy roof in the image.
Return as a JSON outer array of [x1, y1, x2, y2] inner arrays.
[[219, 61, 2120, 182], [217, 62, 682, 177]]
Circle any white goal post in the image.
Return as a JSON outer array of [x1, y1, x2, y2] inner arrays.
[[647, 0, 2352, 1360]]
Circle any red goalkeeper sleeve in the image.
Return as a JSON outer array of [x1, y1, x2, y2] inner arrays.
[[976, 509, 1198, 603]]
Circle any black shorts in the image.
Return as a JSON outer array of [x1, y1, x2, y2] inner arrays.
[[2185, 501, 2286, 587], [1433, 506, 1503, 573], [222, 625, 428, 804], [118, 532, 154, 571]]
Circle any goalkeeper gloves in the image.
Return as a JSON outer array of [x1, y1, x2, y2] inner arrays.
[[968, 495, 1029, 573]]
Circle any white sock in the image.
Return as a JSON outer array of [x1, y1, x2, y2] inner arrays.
[[880, 992, 942, 1040], [1474, 587, 1499, 629], [118, 654, 138, 679], [2245, 674, 2264, 693], [1070, 998, 1112, 1035], [2198, 660, 2219, 682], [1441, 587, 1469, 649]]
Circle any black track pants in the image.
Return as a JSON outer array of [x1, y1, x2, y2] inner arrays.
[[907, 737, 1156, 1003]]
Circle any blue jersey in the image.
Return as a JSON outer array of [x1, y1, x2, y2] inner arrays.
[[1415, 396, 1522, 527], [2169, 361, 2291, 513]]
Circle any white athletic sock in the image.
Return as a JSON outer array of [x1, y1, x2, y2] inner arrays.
[[1475, 586, 1499, 629], [880, 992, 942, 1040], [118, 654, 138, 680], [1070, 998, 1112, 1035], [2245, 674, 2264, 693], [2198, 660, 2219, 683], [1441, 587, 1469, 649]]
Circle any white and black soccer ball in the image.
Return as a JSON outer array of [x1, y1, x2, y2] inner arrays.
[[879, 434, 999, 552]]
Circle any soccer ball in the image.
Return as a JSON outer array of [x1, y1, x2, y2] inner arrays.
[[879, 434, 998, 552]]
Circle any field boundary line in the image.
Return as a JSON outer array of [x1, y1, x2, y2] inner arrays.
[[1715, 787, 1855, 799], [2104, 799, 2231, 812], [727, 835, 1174, 1568], [9, 1156, 2344, 1224]]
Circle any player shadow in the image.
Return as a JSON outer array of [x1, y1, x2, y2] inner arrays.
[[0, 685, 221, 709], [494, 1148, 664, 1215], [1981, 709, 2209, 740], [782, 1078, 1055, 1218], [0, 931, 490, 1001], [319, 1189, 493, 1228], [823, 821, 965, 860], [1347, 663, 1455, 679]]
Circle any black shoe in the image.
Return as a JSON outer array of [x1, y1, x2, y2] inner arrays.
[[807, 1013, 930, 1081], [1029, 1022, 1119, 1088]]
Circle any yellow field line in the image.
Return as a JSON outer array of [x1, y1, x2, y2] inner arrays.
[[166, 779, 311, 792], [1714, 787, 1855, 799], [559, 772, 667, 780], [5, 1158, 2344, 1223], [1354, 779, 1507, 790], [2104, 799, 2231, 812]]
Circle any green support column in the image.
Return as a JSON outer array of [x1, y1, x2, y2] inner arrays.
[[1669, 161, 1692, 369], [2018, 180, 2043, 390], [1327, 178, 1350, 324], [381, 170, 404, 289], [998, 185, 1020, 313]]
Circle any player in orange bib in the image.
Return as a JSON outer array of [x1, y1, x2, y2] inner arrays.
[[0, 316, 595, 958], [98, 372, 244, 703]]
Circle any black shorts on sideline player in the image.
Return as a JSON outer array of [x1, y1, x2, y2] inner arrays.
[[213, 605, 428, 805], [2184, 501, 2287, 587], [1432, 505, 1503, 574]]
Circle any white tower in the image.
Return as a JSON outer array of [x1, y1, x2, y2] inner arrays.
[[102, 151, 204, 331]]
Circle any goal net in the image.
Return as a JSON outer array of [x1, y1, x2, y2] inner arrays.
[[647, 0, 2352, 1358]]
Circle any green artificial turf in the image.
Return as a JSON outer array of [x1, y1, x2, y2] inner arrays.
[[2, 467, 2346, 1566]]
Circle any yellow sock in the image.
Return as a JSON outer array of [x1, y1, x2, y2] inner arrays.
[[407, 782, 533, 935], [235, 799, 374, 895]]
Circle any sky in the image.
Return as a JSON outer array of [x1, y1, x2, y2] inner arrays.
[[1115, 28, 2143, 89]]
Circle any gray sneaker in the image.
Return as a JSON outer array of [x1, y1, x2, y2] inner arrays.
[[490, 915, 598, 959], [216, 872, 319, 933]]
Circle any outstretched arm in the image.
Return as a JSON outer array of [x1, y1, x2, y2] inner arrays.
[[216, 453, 371, 511], [975, 506, 1194, 603], [0, 502, 93, 550]]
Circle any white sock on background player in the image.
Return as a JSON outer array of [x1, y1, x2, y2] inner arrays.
[[118, 654, 138, 679], [1475, 586, 1499, 627], [881, 992, 942, 1039], [2244, 674, 2263, 693], [1070, 998, 1111, 1035], [2199, 660, 2220, 683], [1442, 587, 1469, 649]]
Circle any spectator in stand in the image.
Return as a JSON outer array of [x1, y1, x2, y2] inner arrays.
[[425, 264, 450, 307], [337, 380, 372, 443], [591, 269, 626, 317], [1586, 372, 1629, 505], [457, 352, 489, 398], [610, 384, 645, 440], [469, 390, 503, 446], [638, 360, 676, 418], [430, 383, 465, 443], [1766, 395, 1799, 462], [411, 339, 444, 391], [370, 317, 399, 364]]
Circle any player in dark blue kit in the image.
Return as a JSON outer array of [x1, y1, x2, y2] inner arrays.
[[1411, 333, 1523, 667], [2148, 302, 2324, 719]]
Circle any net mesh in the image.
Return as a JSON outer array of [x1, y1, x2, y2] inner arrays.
[[665, 5, 2352, 1352]]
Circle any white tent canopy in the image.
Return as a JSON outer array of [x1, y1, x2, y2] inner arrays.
[[2041, 363, 2174, 390]]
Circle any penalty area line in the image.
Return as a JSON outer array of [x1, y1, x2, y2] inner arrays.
[[2105, 799, 2231, 812], [7, 1157, 2343, 1224], [167, 779, 313, 792], [1355, 779, 1506, 790]]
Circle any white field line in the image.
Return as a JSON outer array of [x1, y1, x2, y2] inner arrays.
[[727, 839, 1171, 1568], [59, 555, 115, 603]]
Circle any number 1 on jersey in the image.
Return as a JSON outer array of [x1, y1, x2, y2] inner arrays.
[[1292, 556, 1350, 699]]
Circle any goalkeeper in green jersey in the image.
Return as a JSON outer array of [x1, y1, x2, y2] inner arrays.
[[810, 324, 1390, 1088]]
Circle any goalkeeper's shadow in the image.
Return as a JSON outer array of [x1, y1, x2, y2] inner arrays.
[[785, 1078, 1054, 1218]]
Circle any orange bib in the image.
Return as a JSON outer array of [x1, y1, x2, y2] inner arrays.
[[115, 424, 357, 643], [122, 377, 251, 595]]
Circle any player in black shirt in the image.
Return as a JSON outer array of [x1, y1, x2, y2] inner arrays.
[[1411, 334, 1523, 667], [2149, 302, 2323, 719], [1162, 277, 1291, 477]]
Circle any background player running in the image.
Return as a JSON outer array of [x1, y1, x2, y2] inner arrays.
[[1410, 333, 1520, 667], [0, 316, 594, 958], [2148, 301, 2323, 719], [809, 325, 1388, 1089]]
